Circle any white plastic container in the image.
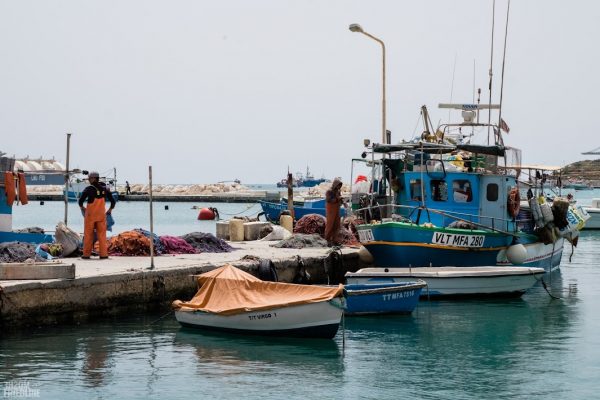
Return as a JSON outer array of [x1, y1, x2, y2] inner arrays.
[[280, 215, 293, 233], [229, 219, 244, 241]]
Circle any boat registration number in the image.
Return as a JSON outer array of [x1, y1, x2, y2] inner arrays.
[[431, 232, 485, 248], [358, 229, 374, 242]]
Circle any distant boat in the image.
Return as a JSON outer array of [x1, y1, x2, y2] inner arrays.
[[259, 198, 346, 221], [582, 199, 600, 230], [562, 181, 593, 190], [345, 266, 546, 297], [276, 167, 329, 188], [64, 174, 119, 203]]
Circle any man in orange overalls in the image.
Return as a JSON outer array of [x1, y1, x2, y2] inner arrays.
[[79, 171, 115, 259]]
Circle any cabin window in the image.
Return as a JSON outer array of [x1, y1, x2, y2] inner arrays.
[[486, 183, 499, 201], [430, 180, 448, 201], [452, 180, 472, 203], [410, 179, 423, 201]]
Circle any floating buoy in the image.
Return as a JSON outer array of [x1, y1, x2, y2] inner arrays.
[[198, 207, 216, 220], [506, 243, 527, 265]]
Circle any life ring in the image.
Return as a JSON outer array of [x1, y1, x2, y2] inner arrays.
[[507, 187, 521, 219]]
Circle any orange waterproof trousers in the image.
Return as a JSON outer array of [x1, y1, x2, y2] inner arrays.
[[83, 197, 108, 257], [325, 200, 341, 243]]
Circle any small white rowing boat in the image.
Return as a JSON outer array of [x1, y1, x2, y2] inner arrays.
[[175, 300, 343, 338], [345, 266, 546, 297], [173, 264, 344, 338]]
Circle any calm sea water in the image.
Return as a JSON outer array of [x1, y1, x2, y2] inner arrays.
[[10, 201, 263, 236], [1, 191, 600, 399]]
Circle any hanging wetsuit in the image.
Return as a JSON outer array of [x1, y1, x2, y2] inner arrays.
[[79, 181, 115, 258]]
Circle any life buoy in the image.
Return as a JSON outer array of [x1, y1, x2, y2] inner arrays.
[[507, 187, 521, 219]]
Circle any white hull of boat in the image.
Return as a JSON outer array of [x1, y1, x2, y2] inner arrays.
[[582, 207, 600, 229], [345, 267, 546, 297], [175, 300, 343, 338], [497, 239, 564, 272]]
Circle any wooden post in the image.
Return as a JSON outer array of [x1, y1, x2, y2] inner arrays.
[[287, 171, 295, 220], [64, 133, 72, 225], [148, 166, 155, 270]]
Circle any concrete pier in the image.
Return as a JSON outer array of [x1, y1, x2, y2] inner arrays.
[[0, 242, 361, 327]]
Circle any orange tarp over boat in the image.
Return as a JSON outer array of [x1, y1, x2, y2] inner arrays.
[[173, 264, 343, 316]]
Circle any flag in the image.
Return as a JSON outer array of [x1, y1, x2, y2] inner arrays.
[[500, 118, 510, 134]]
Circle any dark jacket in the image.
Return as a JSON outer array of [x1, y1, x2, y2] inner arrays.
[[78, 182, 116, 209]]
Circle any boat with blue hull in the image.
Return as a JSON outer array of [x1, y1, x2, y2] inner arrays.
[[352, 103, 586, 272], [343, 281, 425, 315], [259, 198, 346, 221], [276, 167, 329, 188]]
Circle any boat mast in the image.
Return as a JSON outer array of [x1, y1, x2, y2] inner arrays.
[[487, 0, 496, 145], [497, 0, 511, 147]]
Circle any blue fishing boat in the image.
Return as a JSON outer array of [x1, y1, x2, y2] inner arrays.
[[259, 198, 346, 222], [343, 281, 426, 315], [276, 167, 329, 188], [352, 104, 587, 272]]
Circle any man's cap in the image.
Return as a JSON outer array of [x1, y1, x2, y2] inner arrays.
[[88, 171, 100, 178]]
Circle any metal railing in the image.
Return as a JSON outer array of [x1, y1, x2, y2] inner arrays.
[[351, 200, 522, 237]]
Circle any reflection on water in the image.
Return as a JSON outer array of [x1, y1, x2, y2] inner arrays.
[[174, 329, 342, 377], [1, 233, 600, 398]]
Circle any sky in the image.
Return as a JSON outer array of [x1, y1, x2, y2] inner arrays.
[[1, 0, 599, 184]]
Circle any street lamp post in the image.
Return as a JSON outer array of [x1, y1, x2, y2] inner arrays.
[[349, 23, 387, 145]]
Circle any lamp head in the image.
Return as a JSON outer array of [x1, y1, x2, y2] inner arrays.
[[349, 23, 363, 33], [363, 138, 371, 147]]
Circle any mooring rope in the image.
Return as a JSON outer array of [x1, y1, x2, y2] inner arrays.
[[148, 309, 174, 325], [531, 270, 561, 300], [218, 203, 260, 216]]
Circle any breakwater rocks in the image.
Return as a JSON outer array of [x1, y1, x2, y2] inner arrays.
[[26, 181, 352, 202]]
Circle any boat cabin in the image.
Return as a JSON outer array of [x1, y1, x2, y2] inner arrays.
[[360, 142, 519, 233]]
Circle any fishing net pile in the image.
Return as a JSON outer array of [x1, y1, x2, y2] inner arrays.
[[134, 228, 165, 254], [335, 228, 360, 246], [271, 233, 329, 249], [287, 214, 359, 247], [89, 230, 232, 256], [293, 214, 326, 236], [343, 216, 364, 240], [102, 231, 152, 256], [447, 220, 478, 230], [160, 235, 197, 254], [0, 242, 40, 263], [180, 232, 234, 253]]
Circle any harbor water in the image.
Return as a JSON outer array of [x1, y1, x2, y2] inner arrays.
[[2, 192, 600, 398]]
